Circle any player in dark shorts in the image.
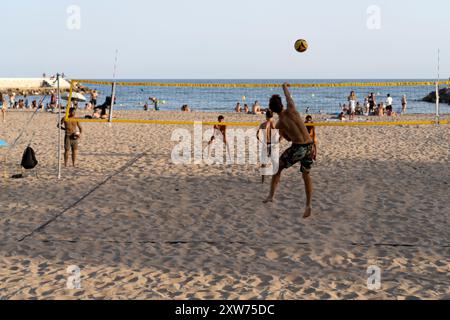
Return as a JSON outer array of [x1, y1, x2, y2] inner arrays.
[[263, 83, 315, 219], [279, 142, 314, 174]]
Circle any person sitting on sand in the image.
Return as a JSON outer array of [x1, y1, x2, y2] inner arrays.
[[305, 115, 318, 161], [377, 103, 385, 117], [61, 108, 83, 167], [181, 105, 191, 112], [252, 101, 262, 114], [95, 96, 112, 119], [338, 112, 346, 121], [257, 110, 276, 183], [263, 83, 315, 219], [235, 102, 241, 113], [244, 104, 249, 114]]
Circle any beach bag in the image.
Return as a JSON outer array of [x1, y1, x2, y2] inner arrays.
[[21, 147, 38, 170]]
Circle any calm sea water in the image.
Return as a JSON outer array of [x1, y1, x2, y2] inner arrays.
[[21, 79, 445, 115], [90, 79, 447, 115]]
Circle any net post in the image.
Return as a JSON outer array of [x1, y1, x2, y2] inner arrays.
[[109, 82, 116, 126], [65, 80, 74, 121], [435, 81, 440, 125], [57, 74, 62, 180]]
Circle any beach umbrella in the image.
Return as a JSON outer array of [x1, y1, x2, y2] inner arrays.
[[61, 92, 86, 102]]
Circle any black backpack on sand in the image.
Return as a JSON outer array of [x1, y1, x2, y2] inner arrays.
[[21, 147, 38, 170]]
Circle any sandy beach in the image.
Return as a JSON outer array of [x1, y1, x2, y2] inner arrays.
[[0, 110, 449, 300]]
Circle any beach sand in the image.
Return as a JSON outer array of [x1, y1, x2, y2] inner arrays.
[[0, 110, 449, 300]]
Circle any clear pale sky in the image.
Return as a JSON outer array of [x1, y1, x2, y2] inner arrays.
[[2, 0, 449, 79]]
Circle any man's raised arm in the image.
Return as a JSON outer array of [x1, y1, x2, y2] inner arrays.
[[282, 82, 297, 112]]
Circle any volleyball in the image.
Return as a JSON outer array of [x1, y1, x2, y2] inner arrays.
[[294, 39, 308, 53]]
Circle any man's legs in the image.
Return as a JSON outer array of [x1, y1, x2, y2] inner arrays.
[[72, 146, 78, 167], [302, 171, 313, 218], [64, 149, 69, 167]]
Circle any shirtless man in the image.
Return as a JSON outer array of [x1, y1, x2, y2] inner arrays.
[[61, 108, 83, 167], [257, 110, 276, 184], [263, 83, 314, 219]]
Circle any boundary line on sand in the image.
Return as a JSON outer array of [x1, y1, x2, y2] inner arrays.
[[18, 152, 147, 242], [33, 238, 450, 249]]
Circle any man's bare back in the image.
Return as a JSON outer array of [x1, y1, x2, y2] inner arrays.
[[277, 86, 312, 145]]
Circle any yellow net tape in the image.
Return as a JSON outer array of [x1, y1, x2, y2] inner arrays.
[[69, 118, 449, 127], [73, 79, 450, 88]]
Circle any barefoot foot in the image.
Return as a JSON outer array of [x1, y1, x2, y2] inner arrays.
[[303, 206, 312, 219], [263, 197, 274, 204]]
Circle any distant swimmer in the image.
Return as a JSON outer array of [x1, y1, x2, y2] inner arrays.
[[263, 83, 315, 219]]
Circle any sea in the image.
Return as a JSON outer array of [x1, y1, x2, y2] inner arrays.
[[19, 79, 450, 115]]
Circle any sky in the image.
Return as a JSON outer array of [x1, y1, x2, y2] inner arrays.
[[1, 0, 449, 79]]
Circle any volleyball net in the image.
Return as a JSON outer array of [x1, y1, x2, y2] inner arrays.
[[66, 80, 450, 126]]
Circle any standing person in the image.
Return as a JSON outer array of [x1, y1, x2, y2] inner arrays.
[[401, 95, 407, 114], [257, 110, 276, 184], [90, 90, 98, 108], [235, 102, 241, 113], [61, 108, 83, 167], [9, 93, 15, 110], [263, 83, 315, 219], [150, 97, 160, 111], [368, 93, 376, 115], [50, 91, 57, 110], [348, 91, 357, 120], [386, 94, 393, 114], [305, 115, 318, 161], [364, 97, 370, 115], [1, 93, 6, 123]]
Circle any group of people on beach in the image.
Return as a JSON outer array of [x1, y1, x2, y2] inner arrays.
[[339, 91, 407, 120], [234, 101, 266, 115]]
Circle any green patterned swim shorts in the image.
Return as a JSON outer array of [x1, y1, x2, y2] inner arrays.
[[280, 143, 314, 173]]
